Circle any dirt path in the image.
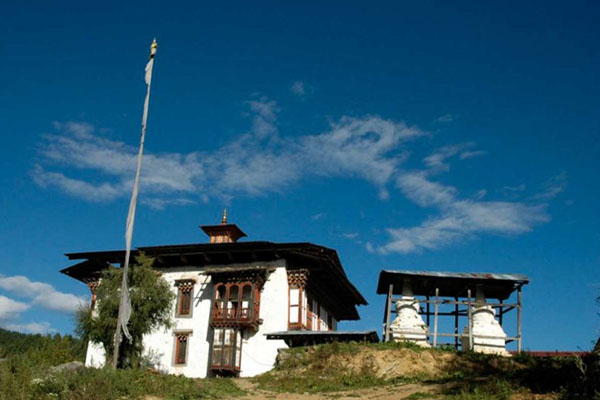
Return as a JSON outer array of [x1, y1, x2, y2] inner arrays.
[[229, 379, 440, 399]]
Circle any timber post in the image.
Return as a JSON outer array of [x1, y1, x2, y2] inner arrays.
[[433, 287, 439, 347], [467, 289, 473, 351], [384, 283, 393, 342], [517, 287, 522, 353]]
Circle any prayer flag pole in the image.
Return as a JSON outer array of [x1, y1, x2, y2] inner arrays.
[[112, 39, 158, 369]]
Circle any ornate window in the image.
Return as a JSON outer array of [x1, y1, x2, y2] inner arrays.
[[174, 332, 191, 365], [288, 269, 309, 330], [86, 280, 100, 313], [211, 280, 261, 329], [175, 280, 195, 317], [211, 328, 242, 374]]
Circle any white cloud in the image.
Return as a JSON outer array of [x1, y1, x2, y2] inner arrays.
[[1, 321, 55, 334], [434, 114, 454, 123], [0, 275, 87, 314], [459, 150, 486, 160], [375, 171, 550, 254], [32, 98, 563, 255], [291, 81, 306, 97], [246, 97, 279, 139], [423, 143, 475, 171], [533, 172, 567, 201], [311, 213, 326, 220], [0, 295, 30, 320], [34, 106, 425, 205]]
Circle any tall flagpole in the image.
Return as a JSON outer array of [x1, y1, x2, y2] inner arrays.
[[112, 39, 158, 369]]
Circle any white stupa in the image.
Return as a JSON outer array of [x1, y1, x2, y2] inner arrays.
[[389, 281, 431, 347], [461, 286, 510, 356]]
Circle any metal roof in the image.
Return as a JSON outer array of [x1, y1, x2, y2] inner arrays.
[[377, 269, 529, 300], [265, 330, 379, 346]]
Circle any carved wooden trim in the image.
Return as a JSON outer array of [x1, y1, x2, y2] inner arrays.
[[288, 269, 309, 288], [175, 279, 195, 293], [85, 280, 100, 294]]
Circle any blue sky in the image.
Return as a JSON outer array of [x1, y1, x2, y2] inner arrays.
[[1, 1, 599, 350]]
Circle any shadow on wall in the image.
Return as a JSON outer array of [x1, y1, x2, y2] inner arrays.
[[197, 276, 215, 377]]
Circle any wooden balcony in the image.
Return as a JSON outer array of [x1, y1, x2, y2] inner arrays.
[[210, 302, 261, 331]]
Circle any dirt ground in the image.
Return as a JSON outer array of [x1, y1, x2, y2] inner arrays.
[[230, 379, 440, 399]]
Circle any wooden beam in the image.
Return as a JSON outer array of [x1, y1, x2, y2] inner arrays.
[[384, 284, 394, 342], [498, 299, 503, 327], [517, 287, 522, 353], [467, 289, 473, 351], [454, 296, 459, 349], [426, 295, 430, 327], [433, 288, 439, 347]]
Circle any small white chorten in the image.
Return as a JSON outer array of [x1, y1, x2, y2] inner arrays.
[[461, 287, 510, 356], [390, 281, 431, 347]]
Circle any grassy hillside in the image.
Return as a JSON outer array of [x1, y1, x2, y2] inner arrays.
[[0, 328, 242, 400], [254, 342, 596, 400], [0, 330, 597, 400]]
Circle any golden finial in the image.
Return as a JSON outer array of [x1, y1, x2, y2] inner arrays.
[[221, 208, 227, 224], [150, 38, 158, 57]]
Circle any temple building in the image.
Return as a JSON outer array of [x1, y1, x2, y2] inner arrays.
[[61, 212, 367, 377]]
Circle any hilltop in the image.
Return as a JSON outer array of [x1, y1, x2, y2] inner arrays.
[[0, 329, 597, 400]]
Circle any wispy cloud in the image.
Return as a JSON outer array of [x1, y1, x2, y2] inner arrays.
[[290, 81, 306, 97], [32, 96, 564, 255], [375, 173, 549, 254], [34, 101, 424, 206], [423, 143, 484, 172], [311, 212, 326, 220], [0, 275, 87, 314], [371, 162, 552, 253], [246, 96, 279, 139], [459, 150, 486, 160], [434, 114, 454, 123], [533, 172, 567, 201], [1, 321, 55, 334]]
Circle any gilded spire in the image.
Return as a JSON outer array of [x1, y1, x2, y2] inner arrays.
[[150, 38, 158, 57], [221, 208, 227, 224]]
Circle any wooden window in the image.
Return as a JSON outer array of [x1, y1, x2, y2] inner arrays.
[[174, 333, 190, 365], [228, 285, 239, 319], [312, 299, 319, 331], [289, 285, 307, 330], [320, 306, 328, 331], [241, 284, 252, 319], [175, 280, 194, 317], [211, 328, 242, 372]]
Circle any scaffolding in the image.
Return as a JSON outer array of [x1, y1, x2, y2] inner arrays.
[[377, 270, 529, 352]]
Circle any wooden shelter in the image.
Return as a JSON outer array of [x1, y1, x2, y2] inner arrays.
[[377, 270, 529, 352]]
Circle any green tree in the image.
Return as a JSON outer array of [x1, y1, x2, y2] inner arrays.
[[76, 253, 175, 368]]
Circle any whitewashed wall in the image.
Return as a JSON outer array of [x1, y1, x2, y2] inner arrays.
[[84, 260, 289, 378]]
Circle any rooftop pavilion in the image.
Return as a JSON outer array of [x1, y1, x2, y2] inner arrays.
[[377, 270, 529, 354]]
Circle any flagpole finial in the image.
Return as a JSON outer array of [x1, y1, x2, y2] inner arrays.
[[221, 208, 227, 224], [150, 38, 158, 57]]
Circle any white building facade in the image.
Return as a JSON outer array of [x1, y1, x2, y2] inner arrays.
[[64, 217, 366, 378]]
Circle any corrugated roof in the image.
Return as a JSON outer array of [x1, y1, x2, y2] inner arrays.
[[377, 269, 529, 300], [265, 330, 379, 346]]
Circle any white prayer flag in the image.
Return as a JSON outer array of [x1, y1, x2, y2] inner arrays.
[[119, 39, 157, 343]]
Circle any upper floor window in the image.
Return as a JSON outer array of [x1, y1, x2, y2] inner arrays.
[[175, 280, 195, 317]]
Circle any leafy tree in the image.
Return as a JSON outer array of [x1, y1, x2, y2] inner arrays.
[[76, 253, 174, 368]]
